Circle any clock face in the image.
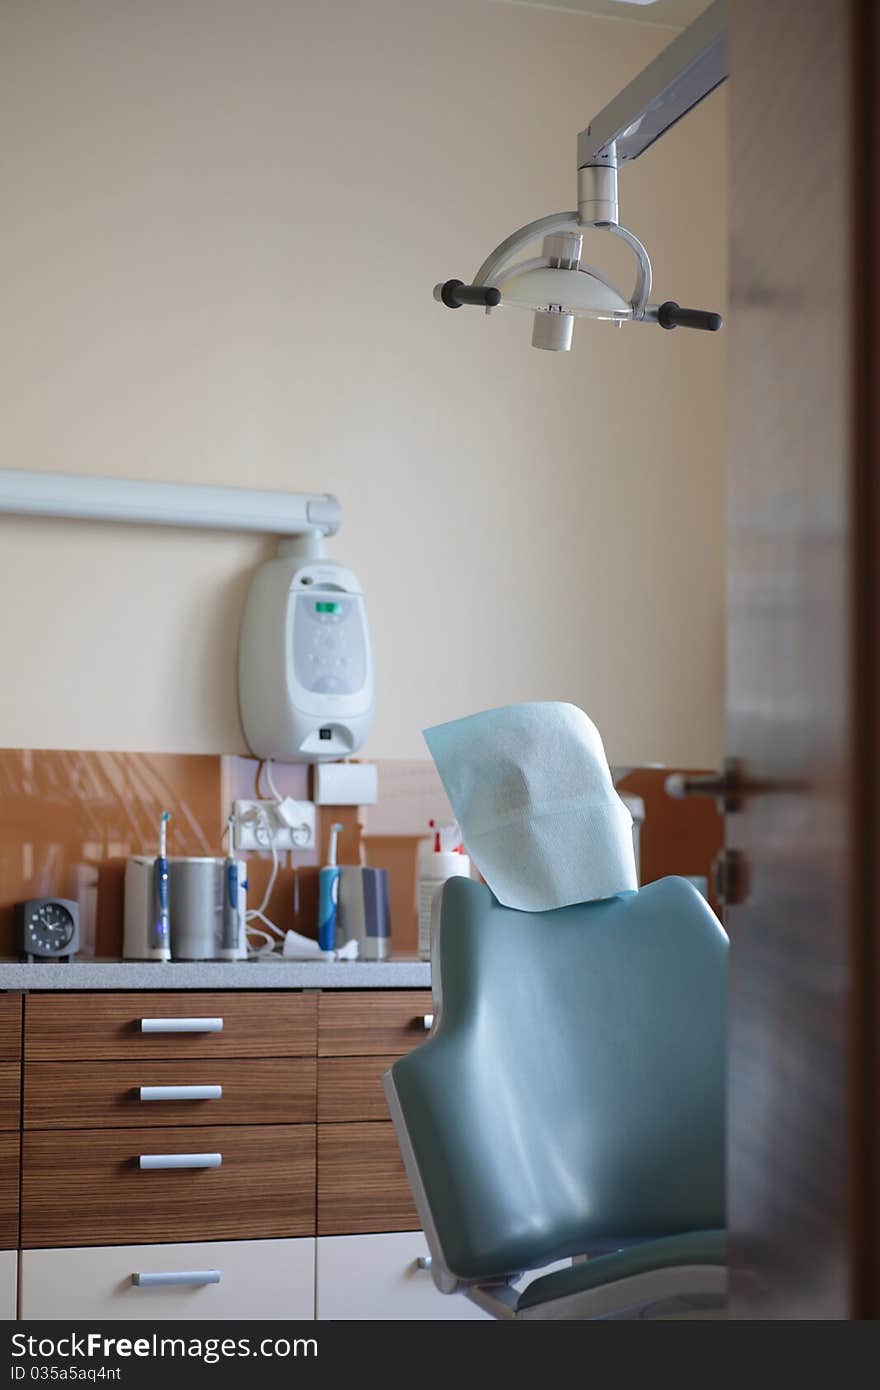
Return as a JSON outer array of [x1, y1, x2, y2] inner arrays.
[[27, 901, 75, 954]]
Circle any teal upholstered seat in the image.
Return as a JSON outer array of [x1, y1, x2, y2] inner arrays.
[[384, 875, 727, 1319]]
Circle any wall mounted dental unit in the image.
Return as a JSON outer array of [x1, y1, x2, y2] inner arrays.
[[0, 468, 374, 762], [435, 0, 727, 351]]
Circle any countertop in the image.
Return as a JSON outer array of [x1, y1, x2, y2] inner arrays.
[[0, 956, 431, 990]]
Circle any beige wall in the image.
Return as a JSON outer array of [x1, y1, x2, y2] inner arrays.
[[0, 0, 726, 766]]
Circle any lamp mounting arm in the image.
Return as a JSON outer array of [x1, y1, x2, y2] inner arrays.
[[578, 0, 726, 170]]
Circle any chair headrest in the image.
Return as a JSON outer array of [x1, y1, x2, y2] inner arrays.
[[424, 702, 637, 911]]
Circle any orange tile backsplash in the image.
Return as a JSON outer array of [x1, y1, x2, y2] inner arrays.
[[0, 751, 721, 960], [0, 751, 423, 958]]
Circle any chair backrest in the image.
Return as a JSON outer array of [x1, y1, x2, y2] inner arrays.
[[387, 875, 727, 1284]]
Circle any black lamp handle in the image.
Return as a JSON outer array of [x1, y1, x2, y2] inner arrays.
[[657, 300, 723, 332], [437, 279, 502, 310]]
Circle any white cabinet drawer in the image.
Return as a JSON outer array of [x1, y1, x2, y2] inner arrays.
[[0, 1251, 16, 1320], [316, 1232, 492, 1320], [316, 1232, 573, 1321], [21, 1238, 314, 1321]]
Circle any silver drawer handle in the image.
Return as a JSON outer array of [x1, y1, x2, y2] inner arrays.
[[422, 1014, 434, 1030], [417, 1255, 432, 1270], [132, 1270, 221, 1288], [139, 1085, 222, 1102], [141, 1018, 223, 1033], [139, 1152, 222, 1170]]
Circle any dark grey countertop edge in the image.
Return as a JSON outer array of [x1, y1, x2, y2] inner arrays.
[[0, 958, 431, 990]]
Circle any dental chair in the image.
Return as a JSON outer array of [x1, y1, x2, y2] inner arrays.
[[384, 874, 727, 1320]]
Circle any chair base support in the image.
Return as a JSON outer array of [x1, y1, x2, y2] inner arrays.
[[467, 1265, 727, 1321]]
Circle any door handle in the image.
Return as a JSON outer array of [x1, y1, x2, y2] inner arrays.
[[138, 1153, 222, 1170], [138, 1085, 222, 1102], [132, 1270, 221, 1287], [665, 758, 746, 812], [140, 1018, 223, 1033]]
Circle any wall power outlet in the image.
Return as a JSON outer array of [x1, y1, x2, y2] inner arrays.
[[232, 799, 316, 853]]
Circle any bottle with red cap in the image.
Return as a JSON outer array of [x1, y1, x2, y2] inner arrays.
[[417, 820, 470, 961]]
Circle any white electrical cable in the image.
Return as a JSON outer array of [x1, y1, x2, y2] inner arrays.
[[247, 845, 281, 922], [225, 760, 306, 958], [244, 807, 282, 956], [245, 923, 277, 955], [241, 766, 294, 957], [264, 759, 283, 804]]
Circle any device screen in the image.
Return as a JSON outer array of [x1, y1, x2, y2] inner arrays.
[[293, 594, 367, 695]]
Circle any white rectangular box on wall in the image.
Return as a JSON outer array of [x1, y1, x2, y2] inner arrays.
[[314, 762, 378, 806]]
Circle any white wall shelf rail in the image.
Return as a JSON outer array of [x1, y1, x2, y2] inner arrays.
[[0, 468, 340, 537]]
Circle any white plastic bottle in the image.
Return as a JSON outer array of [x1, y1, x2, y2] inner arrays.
[[418, 824, 470, 960]]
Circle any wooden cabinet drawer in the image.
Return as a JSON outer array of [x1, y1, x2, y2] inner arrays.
[[22, 1124, 315, 1247], [25, 991, 317, 1060], [0, 1133, 20, 1250], [21, 1239, 315, 1321], [318, 1056, 394, 1123], [317, 1122, 419, 1236], [318, 992, 432, 1057], [0, 995, 22, 1060], [0, 1064, 20, 1131], [25, 1058, 316, 1129]]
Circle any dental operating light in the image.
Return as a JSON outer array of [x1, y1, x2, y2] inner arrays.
[[435, 0, 727, 352]]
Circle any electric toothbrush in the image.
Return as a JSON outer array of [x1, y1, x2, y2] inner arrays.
[[318, 822, 343, 952], [221, 814, 240, 960], [152, 811, 172, 962]]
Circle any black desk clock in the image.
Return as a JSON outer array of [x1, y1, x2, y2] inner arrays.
[[14, 898, 80, 962]]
